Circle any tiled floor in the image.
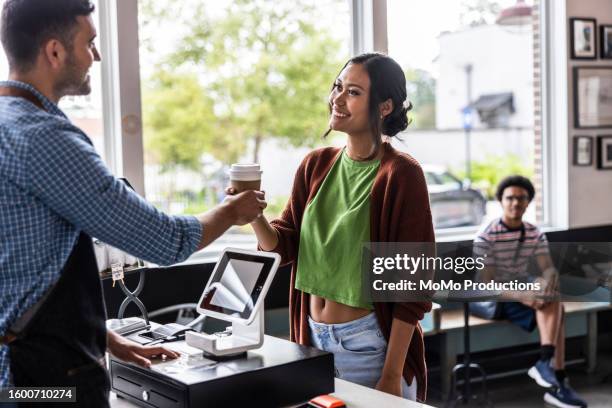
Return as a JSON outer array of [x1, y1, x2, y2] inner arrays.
[[428, 351, 612, 408]]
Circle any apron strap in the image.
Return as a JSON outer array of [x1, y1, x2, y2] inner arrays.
[[0, 334, 15, 345], [0, 86, 47, 112]]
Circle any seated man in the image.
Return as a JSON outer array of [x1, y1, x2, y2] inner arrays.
[[473, 175, 587, 408]]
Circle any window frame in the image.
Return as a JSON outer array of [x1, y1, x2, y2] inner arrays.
[[540, 0, 569, 230], [100, 0, 145, 196]]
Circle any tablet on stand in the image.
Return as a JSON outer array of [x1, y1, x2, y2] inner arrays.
[[186, 248, 280, 358]]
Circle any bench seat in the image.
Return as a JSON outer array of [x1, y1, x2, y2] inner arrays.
[[428, 301, 609, 397]]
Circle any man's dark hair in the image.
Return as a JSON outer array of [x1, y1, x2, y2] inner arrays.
[[1, 0, 95, 72], [495, 175, 535, 202]]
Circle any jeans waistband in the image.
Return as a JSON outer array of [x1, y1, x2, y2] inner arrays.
[[308, 312, 379, 338]]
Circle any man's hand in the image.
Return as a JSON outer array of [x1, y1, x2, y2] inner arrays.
[[107, 330, 179, 369], [375, 373, 403, 397], [522, 275, 558, 309], [540, 267, 559, 301], [222, 190, 267, 225], [509, 285, 541, 309], [196, 190, 267, 249], [521, 297, 545, 310]]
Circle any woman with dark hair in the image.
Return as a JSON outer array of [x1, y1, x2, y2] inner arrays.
[[245, 53, 434, 401]]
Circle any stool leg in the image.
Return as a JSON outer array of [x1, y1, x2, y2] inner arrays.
[[446, 363, 465, 407], [470, 363, 491, 406], [441, 333, 458, 399], [463, 303, 471, 403]]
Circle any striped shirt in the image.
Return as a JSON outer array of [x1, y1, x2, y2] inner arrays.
[[0, 80, 203, 386], [474, 218, 549, 282]]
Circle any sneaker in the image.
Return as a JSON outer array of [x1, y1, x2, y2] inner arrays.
[[544, 379, 587, 408], [528, 359, 560, 389]]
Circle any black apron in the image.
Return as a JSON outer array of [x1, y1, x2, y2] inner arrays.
[[8, 233, 109, 408], [1, 86, 109, 407]]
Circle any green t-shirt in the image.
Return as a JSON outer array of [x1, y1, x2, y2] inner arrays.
[[295, 149, 380, 309]]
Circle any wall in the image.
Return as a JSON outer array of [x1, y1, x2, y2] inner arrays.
[[567, 0, 612, 228]]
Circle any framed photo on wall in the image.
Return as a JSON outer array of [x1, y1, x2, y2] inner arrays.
[[602, 25, 612, 59], [574, 67, 612, 128], [597, 135, 612, 169], [570, 18, 597, 59], [573, 136, 593, 166]]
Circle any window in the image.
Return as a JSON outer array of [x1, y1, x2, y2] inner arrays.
[[2, 0, 554, 238], [60, 1, 106, 162], [137, 0, 351, 230], [387, 0, 539, 231], [0, 0, 107, 163]]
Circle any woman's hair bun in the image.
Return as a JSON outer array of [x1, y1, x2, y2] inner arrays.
[[383, 100, 412, 136]]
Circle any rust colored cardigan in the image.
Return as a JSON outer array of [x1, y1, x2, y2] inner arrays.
[[267, 142, 434, 402]]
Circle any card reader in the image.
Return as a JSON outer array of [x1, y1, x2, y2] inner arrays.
[[106, 317, 150, 336], [139, 323, 193, 343]]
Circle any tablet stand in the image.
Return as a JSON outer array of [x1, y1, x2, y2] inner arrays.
[[185, 306, 264, 358]]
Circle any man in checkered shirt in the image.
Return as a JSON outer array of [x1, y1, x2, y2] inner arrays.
[[0, 0, 266, 402]]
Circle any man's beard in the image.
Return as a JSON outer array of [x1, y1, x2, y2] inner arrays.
[[54, 54, 91, 98]]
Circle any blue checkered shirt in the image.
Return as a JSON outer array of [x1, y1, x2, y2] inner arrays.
[[0, 81, 203, 386]]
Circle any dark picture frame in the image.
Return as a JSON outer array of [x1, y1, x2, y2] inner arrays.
[[574, 67, 612, 128], [597, 135, 612, 169], [573, 136, 593, 166], [570, 18, 597, 60], [602, 25, 612, 59]]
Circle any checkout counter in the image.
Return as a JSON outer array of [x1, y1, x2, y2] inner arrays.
[[106, 249, 433, 408], [110, 378, 431, 408]]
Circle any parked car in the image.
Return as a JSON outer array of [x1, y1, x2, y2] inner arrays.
[[423, 166, 487, 228]]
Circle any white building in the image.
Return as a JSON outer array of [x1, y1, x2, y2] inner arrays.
[[435, 24, 534, 130]]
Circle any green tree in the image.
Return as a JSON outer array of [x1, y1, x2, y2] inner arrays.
[[143, 71, 246, 171], [142, 0, 345, 166], [405, 68, 436, 129], [455, 153, 534, 199]]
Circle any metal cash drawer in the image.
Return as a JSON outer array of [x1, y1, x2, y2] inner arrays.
[[111, 361, 185, 408]]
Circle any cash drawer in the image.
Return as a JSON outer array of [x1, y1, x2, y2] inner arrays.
[[111, 361, 185, 408]]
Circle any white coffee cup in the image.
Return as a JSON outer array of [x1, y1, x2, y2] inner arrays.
[[229, 164, 262, 193]]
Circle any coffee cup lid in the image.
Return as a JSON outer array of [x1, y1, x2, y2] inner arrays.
[[230, 163, 260, 172], [229, 163, 262, 181]]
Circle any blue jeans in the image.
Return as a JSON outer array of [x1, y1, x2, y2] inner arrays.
[[308, 312, 417, 401]]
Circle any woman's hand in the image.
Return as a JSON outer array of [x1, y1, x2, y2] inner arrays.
[[226, 187, 278, 250], [107, 330, 180, 368], [225, 187, 266, 221], [375, 373, 403, 397], [227, 187, 264, 196], [378, 318, 414, 398]]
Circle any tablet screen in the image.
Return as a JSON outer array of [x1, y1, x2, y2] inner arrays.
[[198, 251, 276, 320]]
